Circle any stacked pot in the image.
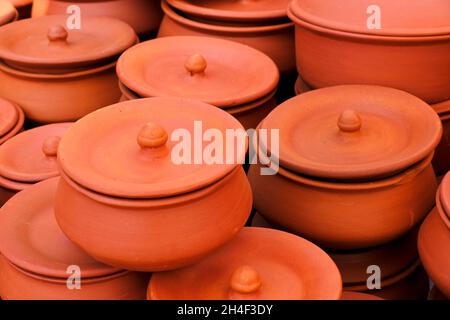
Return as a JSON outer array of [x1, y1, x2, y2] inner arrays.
[[248, 85, 443, 299], [287, 0, 450, 175]]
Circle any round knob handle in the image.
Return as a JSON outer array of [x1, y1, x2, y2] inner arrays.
[[185, 54, 207, 76], [230, 266, 262, 294], [137, 122, 168, 149], [48, 25, 68, 42], [338, 110, 362, 133], [42, 136, 61, 157]]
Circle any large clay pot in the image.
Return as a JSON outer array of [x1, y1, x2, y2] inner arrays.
[[32, 0, 163, 38], [432, 100, 450, 176], [0, 178, 150, 300], [248, 85, 442, 249], [287, 0, 450, 104], [0, 0, 17, 25], [158, 0, 295, 76], [0, 122, 71, 206], [148, 227, 342, 300], [117, 36, 279, 130], [0, 98, 24, 146], [5, 0, 30, 18], [55, 97, 252, 272], [0, 15, 137, 123]]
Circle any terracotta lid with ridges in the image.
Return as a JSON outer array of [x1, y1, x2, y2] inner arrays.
[[58, 97, 247, 199], [288, 0, 450, 37], [0, 15, 137, 71], [117, 36, 279, 109], [0, 0, 16, 26], [260, 85, 442, 181], [0, 98, 19, 138], [0, 178, 121, 279], [149, 227, 342, 300], [0, 123, 71, 183]]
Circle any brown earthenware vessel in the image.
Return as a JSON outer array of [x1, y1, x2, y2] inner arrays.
[[0, 0, 17, 25], [6, 0, 30, 18], [0, 98, 24, 146], [248, 85, 442, 249], [148, 227, 342, 300], [0, 178, 149, 300], [288, 0, 450, 104], [0, 15, 137, 123]]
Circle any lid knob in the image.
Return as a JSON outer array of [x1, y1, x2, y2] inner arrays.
[[338, 110, 362, 133], [137, 122, 168, 149], [185, 54, 207, 76], [42, 136, 61, 157], [230, 266, 262, 294], [47, 25, 68, 42]]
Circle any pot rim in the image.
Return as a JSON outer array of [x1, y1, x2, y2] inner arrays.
[[0, 101, 24, 145], [162, 0, 293, 34], [436, 186, 450, 229], [433, 99, 450, 116]]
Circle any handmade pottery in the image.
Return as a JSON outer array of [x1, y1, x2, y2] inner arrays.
[[0, 98, 24, 146], [117, 36, 279, 129], [288, 0, 450, 104], [158, 1, 295, 76], [0, 0, 17, 25], [432, 100, 450, 176], [0, 178, 149, 300], [148, 227, 342, 300], [0, 122, 71, 206], [0, 15, 137, 123], [32, 0, 163, 38], [55, 97, 252, 272], [6, 0, 30, 18], [248, 85, 442, 249]]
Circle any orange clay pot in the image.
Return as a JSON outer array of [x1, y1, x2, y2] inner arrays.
[[248, 86, 441, 249], [0, 178, 149, 300], [0, 98, 24, 146], [55, 97, 252, 272], [0, 15, 137, 123], [0, 0, 17, 25], [32, 0, 163, 38], [432, 100, 450, 176], [288, 0, 450, 104], [158, 0, 295, 75], [5, 0, 30, 19], [0, 122, 71, 206], [148, 227, 342, 300]]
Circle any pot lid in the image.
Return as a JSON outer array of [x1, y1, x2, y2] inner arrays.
[[58, 97, 247, 199], [440, 172, 450, 220], [0, 98, 19, 138], [0, 177, 121, 279], [288, 0, 450, 37], [0, 123, 72, 183], [260, 85, 442, 180], [0, 15, 137, 71], [0, 0, 16, 26], [167, 0, 291, 22], [149, 227, 342, 300], [117, 36, 279, 109]]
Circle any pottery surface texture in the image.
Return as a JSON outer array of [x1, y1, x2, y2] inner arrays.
[[288, 0, 450, 104], [0, 0, 17, 25], [149, 227, 342, 300], [6, 0, 30, 18], [0, 98, 24, 146]]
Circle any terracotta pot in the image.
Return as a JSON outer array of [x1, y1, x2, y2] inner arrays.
[[148, 227, 342, 300], [6, 0, 30, 19], [418, 176, 450, 298], [0, 98, 24, 146], [341, 291, 383, 300], [288, 0, 450, 104], [117, 36, 279, 130], [55, 97, 252, 272], [0, 15, 137, 123], [0, 0, 17, 25], [0, 178, 149, 300], [249, 85, 441, 249], [158, 1, 295, 76], [32, 0, 163, 38], [432, 100, 450, 176], [0, 122, 71, 206]]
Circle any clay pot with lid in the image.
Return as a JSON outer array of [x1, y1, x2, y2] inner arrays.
[[158, 0, 294, 76], [0, 15, 137, 123], [0, 178, 149, 300], [418, 172, 450, 298], [0, 122, 71, 206], [248, 85, 442, 249], [117, 36, 279, 130], [31, 0, 163, 39], [5, 0, 30, 19], [55, 97, 252, 272], [0, 0, 17, 25], [148, 227, 342, 300], [0, 98, 24, 146], [288, 0, 450, 104]]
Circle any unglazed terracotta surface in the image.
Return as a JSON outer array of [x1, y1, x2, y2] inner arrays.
[[148, 227, 342, 300], [0, 98, 24, 146], [0, 0, 17, 25], [5, 0, 30, 19]]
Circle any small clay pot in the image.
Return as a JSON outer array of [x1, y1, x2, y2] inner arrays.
[[432, 100, 450, 176], [0, 0, 17, 25], [55, 97, 252, 272], [0, 122, 71, 206], [0, 178, 149, 300], [6, 0, 30, 19], [32, 0, 163, 38], [158, 0, 295, 76], [0, 15, 137, 123], [288, 0, 450, 104], [0, 98, 24, 146], [148, 227, 342, 300]]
